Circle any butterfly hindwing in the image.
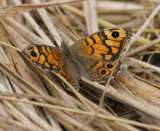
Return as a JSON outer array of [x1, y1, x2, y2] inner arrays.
[[59, 59, 79, 90]]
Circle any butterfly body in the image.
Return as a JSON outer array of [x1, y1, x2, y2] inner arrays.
[[23, 28, 133, 90]]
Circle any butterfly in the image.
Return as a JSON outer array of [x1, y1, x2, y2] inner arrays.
[[23, 28, 133, 90]]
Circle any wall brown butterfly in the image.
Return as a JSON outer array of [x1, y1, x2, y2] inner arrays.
[[23, 28, 133, 90]]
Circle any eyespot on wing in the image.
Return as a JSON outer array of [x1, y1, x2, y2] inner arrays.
[[23, 45, 63, 71]]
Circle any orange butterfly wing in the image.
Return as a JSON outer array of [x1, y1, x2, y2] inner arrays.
[[23, 45, 79, 90], [70, 28, 133, 81]]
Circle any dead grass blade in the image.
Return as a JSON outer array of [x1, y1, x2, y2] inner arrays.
[[0, 0, 83, 17]]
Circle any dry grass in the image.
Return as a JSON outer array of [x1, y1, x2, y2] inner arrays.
[[0, 0, 160, 131]]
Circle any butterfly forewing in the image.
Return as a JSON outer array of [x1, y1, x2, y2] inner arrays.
[[23, 45, 64, 72], [71, 28, 132, 61]]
